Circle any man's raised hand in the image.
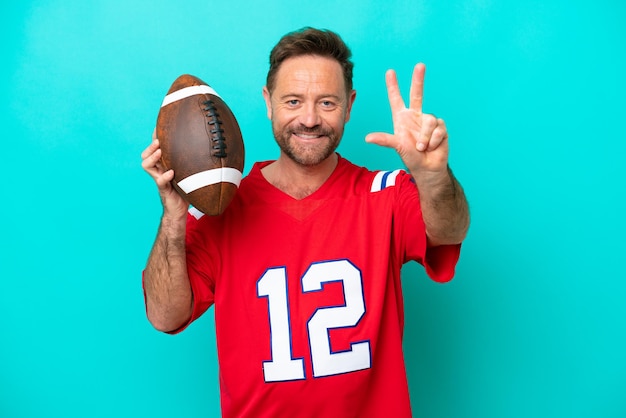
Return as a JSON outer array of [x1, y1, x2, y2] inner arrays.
[[366, 63, 449, 179]]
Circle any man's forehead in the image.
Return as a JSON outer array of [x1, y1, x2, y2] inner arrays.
[[273, 55, 346, 94]]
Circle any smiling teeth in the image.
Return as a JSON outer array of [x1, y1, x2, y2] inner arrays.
[[296, 133, 322, 139]]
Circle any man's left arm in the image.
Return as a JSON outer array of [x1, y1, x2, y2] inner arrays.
[[366, 63, 470, 245], [412, 165, 469, 246]]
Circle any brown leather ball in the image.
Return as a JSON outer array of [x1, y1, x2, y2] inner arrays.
[[156, 74, 245, 215]]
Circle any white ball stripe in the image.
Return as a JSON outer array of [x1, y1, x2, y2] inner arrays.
[[161, 85, 221, 107], [176, 167, 242, 194]]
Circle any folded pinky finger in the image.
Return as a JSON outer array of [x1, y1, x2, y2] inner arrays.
[[427, 119, 448, 151]]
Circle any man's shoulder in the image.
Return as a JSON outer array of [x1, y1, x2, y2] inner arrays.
[[336, 155, 409, 194]]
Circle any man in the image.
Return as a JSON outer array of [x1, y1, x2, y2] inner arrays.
[[141, 27, 469, 417]]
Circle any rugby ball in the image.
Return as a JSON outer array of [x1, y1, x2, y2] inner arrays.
[[156, 74, 245, 215]]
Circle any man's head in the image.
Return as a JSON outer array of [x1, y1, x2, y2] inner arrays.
[[263, 28, 357, 167], [266, 27, 354, 96]]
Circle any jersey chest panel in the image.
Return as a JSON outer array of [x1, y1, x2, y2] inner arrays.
[[212, 192, 407, 415]]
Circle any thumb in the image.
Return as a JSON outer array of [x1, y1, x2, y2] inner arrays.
[[365, 132, 395, 148]]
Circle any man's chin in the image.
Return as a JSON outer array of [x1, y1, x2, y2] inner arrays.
[[284, 145, 336, 166]]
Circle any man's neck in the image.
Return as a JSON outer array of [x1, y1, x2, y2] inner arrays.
[[261, 153, 339, 200]]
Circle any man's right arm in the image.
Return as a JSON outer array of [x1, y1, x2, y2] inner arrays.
[[143, 213, 193, 332], [141, 135, 194, 332]]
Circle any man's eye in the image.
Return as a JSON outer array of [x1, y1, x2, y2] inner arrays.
[[288, 99, 299, 106]]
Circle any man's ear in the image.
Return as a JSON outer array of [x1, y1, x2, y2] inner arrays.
[[344, 89, 357, 123], [262, 86, 272, 120]]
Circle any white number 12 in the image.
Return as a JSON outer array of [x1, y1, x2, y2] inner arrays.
[[257, 259, 371, 382]]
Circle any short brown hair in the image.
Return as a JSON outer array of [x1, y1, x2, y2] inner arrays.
[[266, 27, 354, 94]]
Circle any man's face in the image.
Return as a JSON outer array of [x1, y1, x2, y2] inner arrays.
[[263, 55, 356, 166]]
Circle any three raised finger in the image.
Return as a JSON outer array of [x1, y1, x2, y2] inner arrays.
[[385, 69, 405, 115], [409, 63, 425, 113]]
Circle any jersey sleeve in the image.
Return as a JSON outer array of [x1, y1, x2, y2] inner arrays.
[[394, 171, 461, 282]]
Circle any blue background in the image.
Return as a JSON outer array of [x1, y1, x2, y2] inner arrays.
[[1, 1, 625, 417]]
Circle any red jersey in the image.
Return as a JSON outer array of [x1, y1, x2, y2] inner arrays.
[[176, 155, 460, 417]]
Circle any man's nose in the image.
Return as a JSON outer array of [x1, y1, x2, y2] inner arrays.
[[298, 103, 321, 128]]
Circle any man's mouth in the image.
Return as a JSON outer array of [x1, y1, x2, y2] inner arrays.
[[292, 130, 329, 140], [295, 133, 323, 139]]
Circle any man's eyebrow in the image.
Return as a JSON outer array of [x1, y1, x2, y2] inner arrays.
[[278, 93, 303, 100], [320, 94, 343, 101], [278, 93, 343, 101]]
